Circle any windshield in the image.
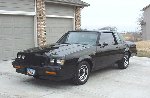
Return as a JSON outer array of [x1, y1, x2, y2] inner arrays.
[[57, 32, 98, 45]]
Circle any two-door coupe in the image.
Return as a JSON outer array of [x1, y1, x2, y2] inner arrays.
[[12, 31, 137, 85]]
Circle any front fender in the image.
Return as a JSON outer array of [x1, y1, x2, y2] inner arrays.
[[78, 55, 92, 62]]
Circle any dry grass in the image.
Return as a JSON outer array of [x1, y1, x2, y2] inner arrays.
[[135, 41, 150, 57], [137, 51, 150, 57]]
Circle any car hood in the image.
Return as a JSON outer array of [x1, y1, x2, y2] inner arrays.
[[22, 43, 92, 57]]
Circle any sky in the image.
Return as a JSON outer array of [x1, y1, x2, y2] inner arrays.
[[81, 0, 150, 32]]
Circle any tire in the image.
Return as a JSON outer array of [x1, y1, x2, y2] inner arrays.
[[72, 61, 90, 85], [118, 52, 130, 69]]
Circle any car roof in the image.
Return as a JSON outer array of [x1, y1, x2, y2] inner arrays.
[[68, 30, 114, 33]]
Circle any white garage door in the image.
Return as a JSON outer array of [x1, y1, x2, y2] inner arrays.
[[46, 18, 73, 44], [0, 15, 34, 60]]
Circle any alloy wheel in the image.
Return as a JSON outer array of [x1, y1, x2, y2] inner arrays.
[[78, 64, 89, 82]]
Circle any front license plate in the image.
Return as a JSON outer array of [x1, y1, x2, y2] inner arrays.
[[27, 68, 35, 76]]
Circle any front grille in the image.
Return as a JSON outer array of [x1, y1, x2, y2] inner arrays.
[[18, 53, 49, 67]]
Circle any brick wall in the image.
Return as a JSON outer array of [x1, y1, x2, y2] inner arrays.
[[36, 1, 82, 46], [75, 7, 81, 30], [36, 0, 47, 47]]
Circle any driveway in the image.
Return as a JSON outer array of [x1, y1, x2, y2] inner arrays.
[[0, 56, 150, 98]]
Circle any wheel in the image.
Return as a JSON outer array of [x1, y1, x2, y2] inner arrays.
[[72, 61, 90, 85], [118, 52, 130, 69]]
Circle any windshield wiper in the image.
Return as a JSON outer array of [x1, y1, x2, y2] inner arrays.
[[62, 42, 71, 44], [73, 43, 88, 45]]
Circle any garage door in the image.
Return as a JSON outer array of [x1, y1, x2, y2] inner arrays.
[[0, 15, 34, 60], [46, 18, 73, 44]]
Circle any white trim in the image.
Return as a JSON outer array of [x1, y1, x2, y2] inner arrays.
[[34, 0, 38, 47], [73, 7, 76, 30], [34, 16, 38, 47], [46, 15, 74, 19], [0, 10, 35, 16]]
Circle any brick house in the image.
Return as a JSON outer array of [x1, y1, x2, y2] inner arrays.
[[141, 4, 150, 40], [0, 0, 89, 60]]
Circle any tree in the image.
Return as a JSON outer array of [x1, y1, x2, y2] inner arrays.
[[137, 12, 145, 32]]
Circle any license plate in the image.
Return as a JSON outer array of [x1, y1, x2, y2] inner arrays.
[[27, 68, 35, 76]]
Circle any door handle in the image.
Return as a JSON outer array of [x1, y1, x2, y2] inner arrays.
[[92, 51, 96, 55]]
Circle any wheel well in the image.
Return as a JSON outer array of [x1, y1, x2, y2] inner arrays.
[[83, 59, 93, 72], [127, 51, 131, 58]]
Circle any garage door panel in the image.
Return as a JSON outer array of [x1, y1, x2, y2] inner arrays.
[[0, 0, 35, 12], [0, 23, 13, 27], [14, 29, 33, 37], [23, 28, 34, 33], [2, 50, 14, 60], [0, 15, 34, 60], [47, 37, 59, 44], [1, 28, 13, 36], [13, 29, 33, 37], [13, 37, 34, 44], [2, 41, 13, 46], [14, 39, 31, 44], [0, 16, 13, 24], [14, 23, 33, 28], [46, 18, 73, 44], [46, 3, 74, 17], [14, 45, 28, 50]]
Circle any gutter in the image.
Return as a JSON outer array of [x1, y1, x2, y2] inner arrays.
[[45, 0, 90, 7]]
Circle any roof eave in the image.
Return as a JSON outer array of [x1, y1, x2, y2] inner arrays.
[[45, 0, 90, 7], [142, 4, 150, 11]]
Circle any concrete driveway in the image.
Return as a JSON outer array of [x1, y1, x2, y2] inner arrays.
[[0, 56, 150, 98]]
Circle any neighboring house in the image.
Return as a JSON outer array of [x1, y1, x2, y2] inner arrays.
[[141, 4, 150, 40], [0, 0, 89, 60]]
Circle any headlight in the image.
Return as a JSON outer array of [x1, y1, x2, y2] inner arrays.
[[56, 59, 65, 65], [17, 55, 21, 58], [50, 59, 55, 63], [17, 54, 25, 59], [50, 59, 65, 65], [22, 55, 25, 59]]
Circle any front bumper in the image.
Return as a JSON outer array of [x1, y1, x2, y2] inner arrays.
[[13, 65, 71, 81]]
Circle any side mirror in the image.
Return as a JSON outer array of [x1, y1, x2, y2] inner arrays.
[[97, 42, 103, 46], [103, 42, 108, 46], [98, 42, 108, 47]]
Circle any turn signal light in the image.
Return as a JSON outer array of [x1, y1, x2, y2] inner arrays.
[[45, 71, 56, 75], [14, 66, 22, 69]]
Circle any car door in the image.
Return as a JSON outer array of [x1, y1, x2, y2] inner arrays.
[[113, 32, 126, 61], [95, 32, 119, 69]]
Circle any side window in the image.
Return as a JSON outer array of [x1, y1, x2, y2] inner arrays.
[[99, 33, 115, 45], [114, 33, 122, 44]]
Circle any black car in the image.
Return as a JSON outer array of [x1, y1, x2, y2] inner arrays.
[[12, 31, 137, 85], [124, 41, 137, 56]]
